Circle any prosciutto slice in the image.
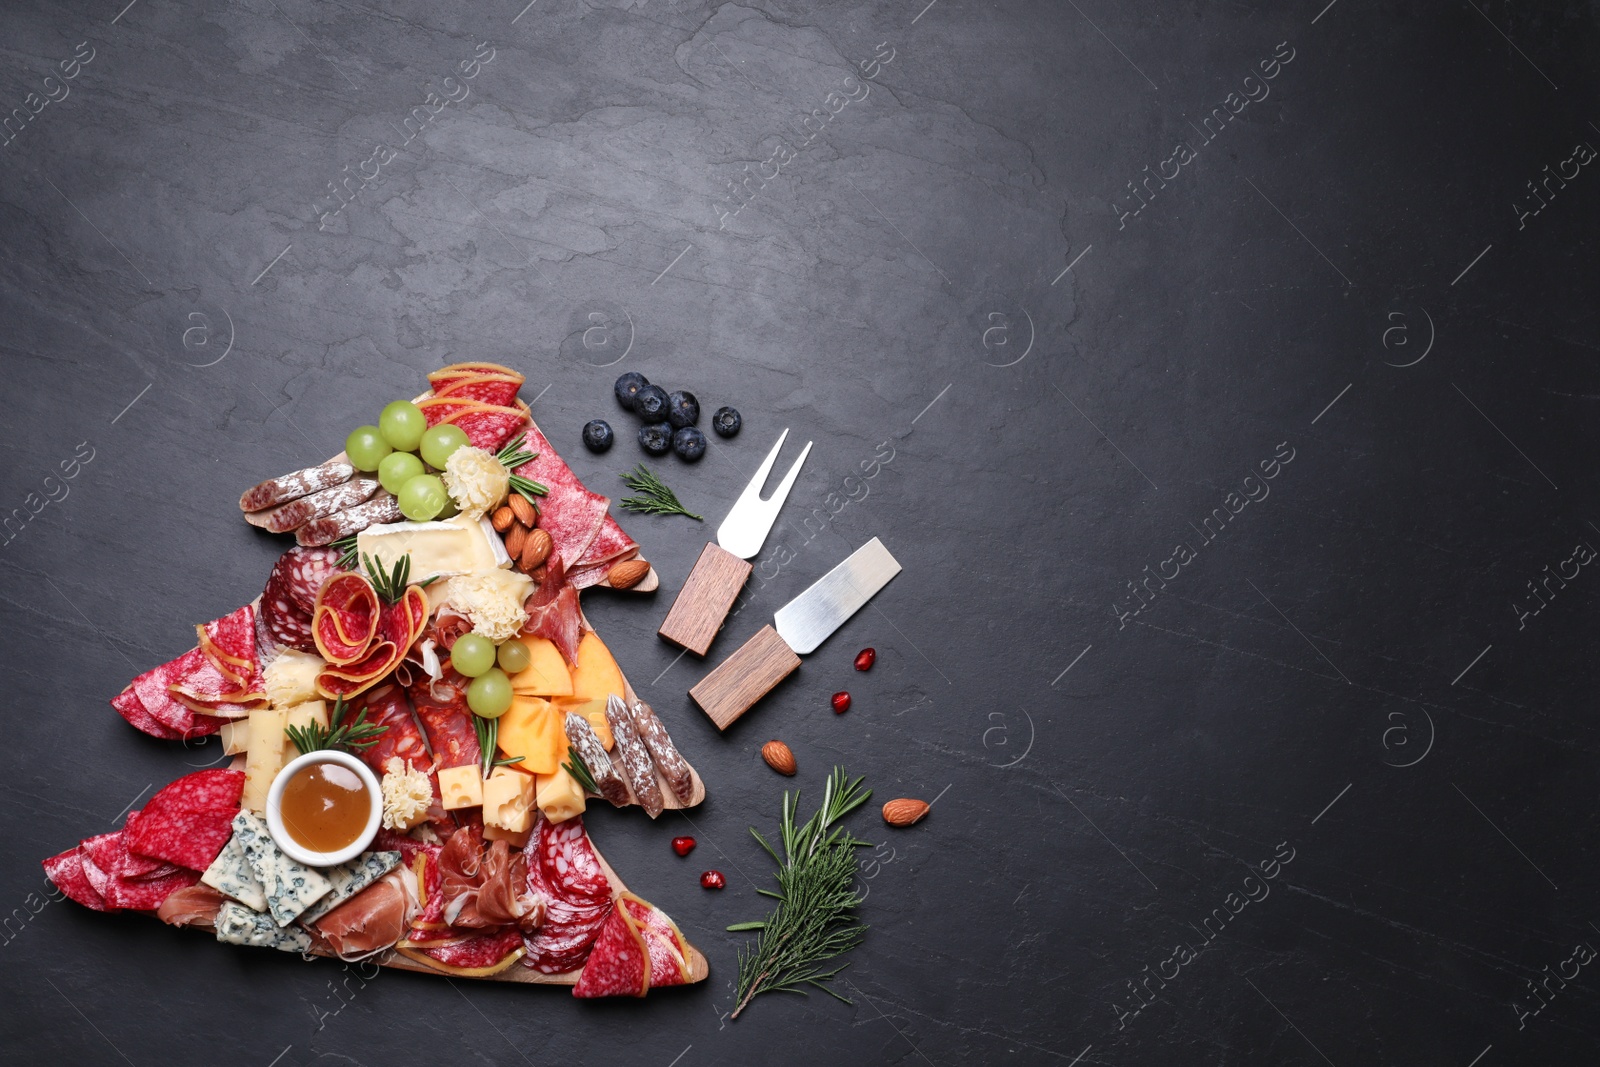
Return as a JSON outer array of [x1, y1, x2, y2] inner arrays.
[[316, 870, 413, 959], [523, 554, 583, 666]]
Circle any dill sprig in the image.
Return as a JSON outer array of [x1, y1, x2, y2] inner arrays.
[[285, 695, 388, 756], [619, 464, 702, 520], [727, 767, 872, 1020], [562, 749, 600, 795], [472, 715, 524, 780], [495, 433, 548, 507]]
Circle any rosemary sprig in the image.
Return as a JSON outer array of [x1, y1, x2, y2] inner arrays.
[[562, 749, 600, 795], [727, 767, 872, 1020], [619, 464, 702, 520], [362, 552, 436, 604], [495, 433, 548, 507], [472, 715, 524, 780], [331, 534, 359, 570], [285, 695, 389, 756]]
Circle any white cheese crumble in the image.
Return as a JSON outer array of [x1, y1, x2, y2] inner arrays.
[[441, 569, 532, 642], [442, 446, 510, 520], [381, 758, 432, 831]]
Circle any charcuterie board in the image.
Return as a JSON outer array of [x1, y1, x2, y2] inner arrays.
[[41, 362, 709, 998]]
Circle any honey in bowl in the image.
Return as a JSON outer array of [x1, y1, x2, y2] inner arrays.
[[279, 760, 372, 854]]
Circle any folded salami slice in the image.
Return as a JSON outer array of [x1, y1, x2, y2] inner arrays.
[[240, 460, 356, 513], [414, 926, 525, 970], [509, 424, 610, 568], [196, 605, 263, 691], [247, 477, 379, 534], [296, 494, 403, 547], [110, 686, 183, 740], [130, 654, 225, 738], [312, 573, 382, 665], [43, 846, 111, 911], [106, 863, 201, 911], [125, 770, 245, 872], [571, 901, 649, 998], [620, 893, 692, 988], [266, 545, 346, 616], [575, 516, 638, 571], [538, 815, 612, 903]]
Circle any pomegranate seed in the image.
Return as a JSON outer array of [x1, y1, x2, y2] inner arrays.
[[831, 691, 851, 714], [700, 870, 726, 890], [671, 836, 696, 857], [854, 647, 876, 671]]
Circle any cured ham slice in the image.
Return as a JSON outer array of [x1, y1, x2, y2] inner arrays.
[[156, 884, 226, 928], [316, 870, 411, 959], [523, 555, 583, 666]]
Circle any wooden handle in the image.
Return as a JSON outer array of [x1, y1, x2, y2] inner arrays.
[[689, 625, 800, 730], [657, 542, 753, 656]]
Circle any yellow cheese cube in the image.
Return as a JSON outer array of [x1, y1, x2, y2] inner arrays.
[[438, 765, 485, 810], [220, 719, 251, 757], [535, 767, 587, 824], [264, 650, 325, 710], [280, 700, 328, 763], [242, 708, 288, 813], [483, 768, 536, 833]]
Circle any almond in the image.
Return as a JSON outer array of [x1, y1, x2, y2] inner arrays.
[[527, 563, 548, 583], [490, 506, 516, 533], [761, 740, 797, 775], [881, 798, 930, 827], [521, 528, 553, 571], [507, 493, 538, 528], [504, 523, 527, 560], [607, 559, 650, 590]]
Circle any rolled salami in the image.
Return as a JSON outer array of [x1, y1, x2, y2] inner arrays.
[[604, 694, 662, 817], [246, 477, 379, 533], [564, 713, 630, 808], [626, 699, 694, 805], [295, 495, 402, 547], [239, 460, 355, 513]]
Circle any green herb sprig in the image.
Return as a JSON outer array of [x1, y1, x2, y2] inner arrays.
[[285, 695, 389, 756], [495, 434, 548, 507], [562, 748, 600, 795], [472, 715, 524, 780], [362, 552, 435, 605], [727, 767, 872, 1019], [619, 464, 702, 521], [331, 535, 360, 570]]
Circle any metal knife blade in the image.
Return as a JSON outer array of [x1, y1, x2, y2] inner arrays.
[[773, 538, 901, 654]]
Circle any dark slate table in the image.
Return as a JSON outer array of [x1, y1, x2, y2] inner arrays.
[[2, 1, 1596, 1063]]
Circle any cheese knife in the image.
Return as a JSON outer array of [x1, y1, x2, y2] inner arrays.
[[689, 537, 901, 729], [657, 428, 811, 656]]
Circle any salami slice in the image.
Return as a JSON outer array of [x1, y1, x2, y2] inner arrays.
[[564, 713, 629, 807], [625, 698, 694, 805], [509, 424, 611, 568], [130, 655, 224, 738], [78, 841, 116, 905], [110, 686, 183, 740], [42, 846, 110, 911], [427, 365, 524, 407], [106, 863, 201, 911], [605, 695, 663, 818], [168, 646, 260, 709], [296, 494, 403, 547], [620, 894, 692, 988], [267, 545, 346, 616], [239, 459, 356, 513], [575, 516, 638, 571], [197, 605, 263, 691], [125, 769, 245, 871], [538, 815, 611, 903], [247, 477, 379, 533], [312, 573, 382, 664], [571, 902, 649, 998], [317, 586, 427, 699], [416, 926, 525, 969], [408, 670, 481, 771]]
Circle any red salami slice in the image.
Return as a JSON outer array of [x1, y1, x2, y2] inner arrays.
[[511, 426, 610, 570], [78, 844, 115, 904], [427, 365, 524, 407], [572, 902, 649, 998], [110, 686, 183, 740], [357, 686, 448, 827], [168, 646, 258, 709], [417, 926, 524, 969], [312, 573, 381, 664], [267, 546, 346, 616], [197, 605, 263, 690], [408, 670, 481, 771], [317, 586, 427, 698], [106, 863, 200, 911], [42, 846, 110, 911], [261, 578, 317, 653], [248, 477, 379, 534], [539, 816, 611, 903], [130, 655, 224, 738], [453, 409, 530, 453], [125, 769, 244, 871], [575, 515, 637, 570], [621, 894, 692, 988]]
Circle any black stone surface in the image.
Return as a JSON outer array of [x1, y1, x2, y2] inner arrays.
[[2, 1, 1597, 1064]]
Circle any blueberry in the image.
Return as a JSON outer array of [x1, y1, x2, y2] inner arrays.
[[711, 406, 742, 437], [667, 390, 700, 428], [582, 419, 614, 453], [672, 426, 707, 461], [613, 372, 649, 411], [633, 384, 670, 423], [639, 422, 673, 455]]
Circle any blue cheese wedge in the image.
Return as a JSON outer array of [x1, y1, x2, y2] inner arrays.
[[233, 811, 332, 927], [200, 834, 267, 913], [298, 851, 402, 924], [215, 901, 313, 953]]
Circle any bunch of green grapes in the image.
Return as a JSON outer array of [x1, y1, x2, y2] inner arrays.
[[345, 401, 471, 521]]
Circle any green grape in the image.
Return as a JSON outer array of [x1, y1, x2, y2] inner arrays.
[[419, 424, 471, 469], [378, 451, 425, 495], [436, 494, 459, 520], [379, 400, 427, 452], [345, 426, 392, 472], [451, 634, 496, 678], [397, 474, 448, 521], [467, 668, 513, 718], [496, 639, 531, 674]]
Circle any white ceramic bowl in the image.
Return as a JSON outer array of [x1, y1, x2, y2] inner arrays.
[[265, 750, 382, 868]]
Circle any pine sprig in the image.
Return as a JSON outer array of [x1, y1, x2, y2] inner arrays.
[[495, 433, 548, 507], [562, 749, 600, 795], [472, 715, 524, 780], [727, 767, 872, 1020], [619, 464, 702, 520], [285, 695, 388, 756]]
